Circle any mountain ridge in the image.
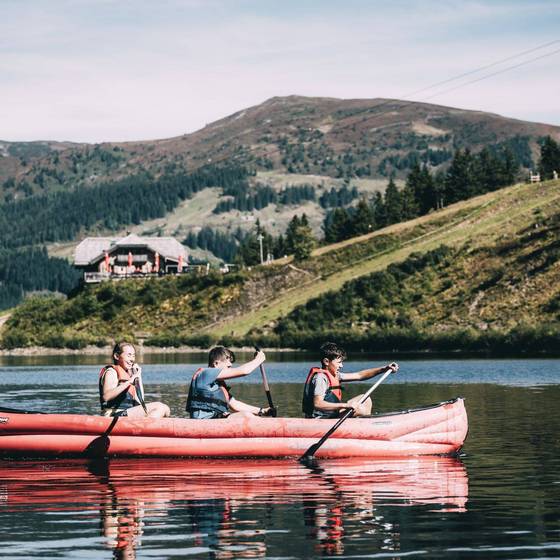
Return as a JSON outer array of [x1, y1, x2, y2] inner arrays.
[[3, 96, 559, 193]]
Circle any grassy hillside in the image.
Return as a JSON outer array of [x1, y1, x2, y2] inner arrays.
[[2, 178, 559, 353]]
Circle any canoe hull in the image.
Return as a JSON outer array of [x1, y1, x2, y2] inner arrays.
[[0, 398, 467, 459]]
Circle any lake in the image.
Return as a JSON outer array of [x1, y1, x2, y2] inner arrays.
[[1, 356, 559, 559]]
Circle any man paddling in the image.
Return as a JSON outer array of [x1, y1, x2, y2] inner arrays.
[[186, 346, 274, 419], [302, 342, 398, 418]]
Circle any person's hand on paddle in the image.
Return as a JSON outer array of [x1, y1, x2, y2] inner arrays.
[[385, 362, 399, 374], [253, 349, 266, 365], [257, 406, 277, 417], [338, 402, 357, 415], [129, 364, 142, 385]]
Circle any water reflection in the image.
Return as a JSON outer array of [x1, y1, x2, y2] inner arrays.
[[101, 487, 145, 560], [0, 456, 468, 558]]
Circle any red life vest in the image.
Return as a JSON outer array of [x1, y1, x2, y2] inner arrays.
[[302, 367, 342, 418]]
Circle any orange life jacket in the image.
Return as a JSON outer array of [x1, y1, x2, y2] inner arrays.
[[99, 364, 140, 411], [302, 367, 342, 418]]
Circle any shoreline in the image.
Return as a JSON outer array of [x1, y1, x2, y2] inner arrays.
[[0, 345, 558, 359], [0, 344, 300, 357]]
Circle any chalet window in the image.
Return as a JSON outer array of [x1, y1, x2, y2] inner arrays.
[[116, 254, 148, 263]]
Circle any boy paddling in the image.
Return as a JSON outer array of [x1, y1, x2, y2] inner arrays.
[[302, 342, 398, 418], [186, 346, 274, 419]]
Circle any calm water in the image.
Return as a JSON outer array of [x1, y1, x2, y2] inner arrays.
[[1, 357, 560, 559]]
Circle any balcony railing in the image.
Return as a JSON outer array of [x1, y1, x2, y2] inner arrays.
[[83, 265, 211, 283]]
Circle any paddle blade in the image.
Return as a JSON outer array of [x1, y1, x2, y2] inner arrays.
[[299, 453, 320, 467], [299, 443, 321, 463]]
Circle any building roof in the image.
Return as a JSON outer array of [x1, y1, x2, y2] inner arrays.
[[74, 234, 188, 266]]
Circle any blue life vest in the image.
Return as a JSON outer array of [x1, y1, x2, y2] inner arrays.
[[186, 367, 231, 418]]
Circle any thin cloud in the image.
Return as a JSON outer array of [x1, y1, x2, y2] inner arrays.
[[1, 0, 559, 141]]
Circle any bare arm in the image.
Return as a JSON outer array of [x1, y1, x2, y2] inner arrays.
[[216, 351, 266, 380], [341, 362, 398, 382], [312, 374, 355, 413], [228, 397, 261, 414], [313, 395, 355, 413]]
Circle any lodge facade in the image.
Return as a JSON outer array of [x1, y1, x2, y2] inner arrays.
[[74, 233, 190, 283]]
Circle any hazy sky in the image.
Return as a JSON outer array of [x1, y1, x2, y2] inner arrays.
[[2, 0, 559, 143]]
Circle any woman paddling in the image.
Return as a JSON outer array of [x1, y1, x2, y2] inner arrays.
[[99, 341, 170, 418]]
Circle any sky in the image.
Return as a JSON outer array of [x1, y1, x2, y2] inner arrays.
[[1, 0, 559, 143]]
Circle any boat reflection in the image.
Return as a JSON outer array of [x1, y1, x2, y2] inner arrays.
[[0, 456, 468, 558]]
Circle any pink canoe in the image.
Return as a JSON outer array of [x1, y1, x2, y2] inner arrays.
[[0, 398, 467, 459]]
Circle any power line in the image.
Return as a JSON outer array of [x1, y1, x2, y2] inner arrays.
[[192, 39, 560, 172], [400, 39, 560, 100], [336, 39, 560, 128], [422, 45, 560, 101]]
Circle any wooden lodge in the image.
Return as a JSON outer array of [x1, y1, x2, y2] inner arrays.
[[74, 233, 192, 283]]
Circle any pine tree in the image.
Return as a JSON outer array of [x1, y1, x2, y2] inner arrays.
[[538, 136, 560, 180], [274, 234, 287, 259], [291, 221, 316, 261], [384, 177, 403, 225], [401, 165, 421, 220], [373, 191, 387, 228], [500, 147, 518, 186], [324, 208, 353, 243], [351, 199, 376, 235], [285, 215, 302, 254], [444, 149, 476, 203], [285, 214, 316, 259]]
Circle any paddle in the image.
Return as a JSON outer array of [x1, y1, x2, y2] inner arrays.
[[254, 346, 277, 417], [300, 367, 394, 462], [0, 405, 46, 414], [132, 365, 149, 416]]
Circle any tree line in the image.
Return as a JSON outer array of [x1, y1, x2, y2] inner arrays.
[[213, 183, 318, 213], [0, 247, 81, 310], [233, 215, 316, 265], [323, 144, 520, 243], [184, 227, 247, 263], [213, 182, 360, 214], [0, 164, 251, 249], [0, 164, 250, 309], [225, 136, 560, 261]]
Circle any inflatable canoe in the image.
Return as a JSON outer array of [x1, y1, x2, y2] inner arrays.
[[0, 398, 467, 459]]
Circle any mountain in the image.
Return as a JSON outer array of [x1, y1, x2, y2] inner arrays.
[[2, 96, 559, 257], [2, 177, 559, 354], [3, 97, 559, 194]]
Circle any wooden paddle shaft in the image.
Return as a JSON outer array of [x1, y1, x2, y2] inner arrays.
[[259, 364, 271, 391]]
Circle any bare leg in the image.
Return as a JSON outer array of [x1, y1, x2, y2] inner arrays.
[[127, 402, 170, 418], [347, 394, 372, 417], [147, 402, 171, 418]]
